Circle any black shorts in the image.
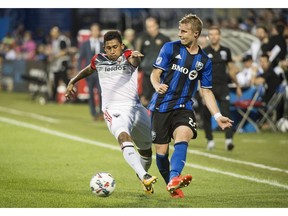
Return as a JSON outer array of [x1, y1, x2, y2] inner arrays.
[[151, 109, 197, 144]]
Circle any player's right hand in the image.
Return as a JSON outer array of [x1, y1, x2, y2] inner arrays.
[[155, 83, 169, 94], [216, 116, 234, 130], [65, 83, 76, 100]]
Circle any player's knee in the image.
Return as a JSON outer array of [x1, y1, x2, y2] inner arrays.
[[155, 144, 169, 155], [138, 148, 152, 157], [117, 132, 132, 144]]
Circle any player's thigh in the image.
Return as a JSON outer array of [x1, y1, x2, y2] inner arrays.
[[104, 108, 132, 139], [171, 109, 198, 142]]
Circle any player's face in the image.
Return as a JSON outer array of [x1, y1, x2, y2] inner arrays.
[[256, 28, 267, 41], [104, 39, 124, 61], [178, 23, 195, 46], [207, 29, 220, 45]]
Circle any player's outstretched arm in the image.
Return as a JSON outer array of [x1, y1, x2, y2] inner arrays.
[[201, 87, 233, 130], [65, 65, 94, 100]]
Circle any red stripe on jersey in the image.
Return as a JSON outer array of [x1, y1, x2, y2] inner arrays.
[[90, 54, 98, 70], [123, 49, 132, 59]]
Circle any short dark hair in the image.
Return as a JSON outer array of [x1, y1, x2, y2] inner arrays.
[[260, 53, 269, 60], [208, 25, 221, 34], [90, 22, 101, 30], [242, 54, 253, 62], [104, 30, 122, 44], [145, 16, 160, 26], [275, 23, 285, 35], [256, 25, 268, 33]]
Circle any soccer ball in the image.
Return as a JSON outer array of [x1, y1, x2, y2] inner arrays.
[[90, 172, 116, 197], [276, 118, 288, 133]]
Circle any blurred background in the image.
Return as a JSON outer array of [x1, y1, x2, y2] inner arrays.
[[0, 8, 287, 133]]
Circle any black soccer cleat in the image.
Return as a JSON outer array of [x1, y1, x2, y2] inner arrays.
[[226, 143, 235, 151]]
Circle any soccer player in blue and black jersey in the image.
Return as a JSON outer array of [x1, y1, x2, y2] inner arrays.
[[148, 14, 233, 198]]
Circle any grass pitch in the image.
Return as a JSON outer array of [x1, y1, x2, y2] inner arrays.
[[0, 92, 287, 210]]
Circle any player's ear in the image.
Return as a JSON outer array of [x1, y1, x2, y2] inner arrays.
[[121, 43, 125, 50], [194, 31, 199, 38]]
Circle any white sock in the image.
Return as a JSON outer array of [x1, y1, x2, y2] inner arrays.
[[208, 140, 215, 146], [139, 155, 152, 172], [225, 139, 232, 145], [121, 142, 146, 180]]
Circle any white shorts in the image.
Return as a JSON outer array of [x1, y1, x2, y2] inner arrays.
[[104, 103, 152, 150]]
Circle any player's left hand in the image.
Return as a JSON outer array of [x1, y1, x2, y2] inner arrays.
[[216, 116, 234, 130], [130, 51, 144, 58]]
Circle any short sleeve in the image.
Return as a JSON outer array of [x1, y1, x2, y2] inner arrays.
[[200, 59, 212, 88], [123, 49, 133, 59], [90, 54, 98, 70], [227, 48, 232, 63], [153, 42, 173, 71]]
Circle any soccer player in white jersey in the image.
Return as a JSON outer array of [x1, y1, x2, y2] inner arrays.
[[65, 30, 157, 195]]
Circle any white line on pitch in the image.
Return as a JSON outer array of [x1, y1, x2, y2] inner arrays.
[[0, 106, 58, 123], [185, 149, 288, 174], [187, 163, 288, 190], [1, 116, 288, 191]]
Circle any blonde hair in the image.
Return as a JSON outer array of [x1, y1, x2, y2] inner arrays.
[[179, 14, 203, 35]]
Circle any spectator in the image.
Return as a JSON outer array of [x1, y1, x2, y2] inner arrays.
[[236, 54, 258, 88], [20, 31, 37, 60], [4, 44, 17, 60], [254, 54, 284, 123], [47, 25, 71, 102], [135, 16, 170, 107], [77, 23, 104, 121], [0, 33, 18, 60], [35, 44, 48, 62], [267, 23, 287, 68], [123, 28, 136, 50], [245, 25, 270, 65]]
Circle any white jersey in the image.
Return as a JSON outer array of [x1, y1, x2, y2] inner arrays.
[[90, 50, 140, 110]]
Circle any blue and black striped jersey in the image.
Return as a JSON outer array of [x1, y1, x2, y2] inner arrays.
[[148, 40, 212, 113]]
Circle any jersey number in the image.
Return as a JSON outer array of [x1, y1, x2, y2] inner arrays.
[[189, 117, 196, 128]]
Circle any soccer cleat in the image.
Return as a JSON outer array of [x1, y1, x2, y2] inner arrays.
[[137, 173, 158, 195], [226, 142, 234, 151], [207, 140, 215, 151], [169, 188, 185, 198], [166, 174, 192, 192]]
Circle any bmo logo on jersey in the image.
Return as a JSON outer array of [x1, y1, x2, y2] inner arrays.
[[105, 65, 128, 72], [171, 64, 198, 80]]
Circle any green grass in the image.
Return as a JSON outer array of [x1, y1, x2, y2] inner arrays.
[[0, 92, 288, 208]]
